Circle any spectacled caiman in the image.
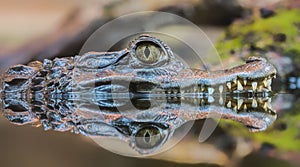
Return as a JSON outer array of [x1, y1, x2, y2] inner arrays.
[[0, 34, 277, 154]]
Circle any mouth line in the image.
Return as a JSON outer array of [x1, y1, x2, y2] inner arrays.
[[130, 73, 276, 97]]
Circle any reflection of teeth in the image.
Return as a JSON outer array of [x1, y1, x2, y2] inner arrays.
[[219, 97, 223, 105], [194, 99, 198, 105], [227, 82, 231, 90], [227, 101, 231, 108], [263, 102, 268, 110], [252, 99, 257, 108], [208, 96, 214, 103], [243, 79, 247, 86], [237, 99, 243, 109], [208, 87, 214, 94], [237, 81, 243, 90], [252, 82, 257, 90], [219, 85, 223, 94]]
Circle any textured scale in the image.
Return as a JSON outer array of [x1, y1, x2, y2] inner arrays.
[[0, 34, 278, 155]]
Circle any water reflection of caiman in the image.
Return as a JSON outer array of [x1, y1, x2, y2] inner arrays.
[[0, 35, 277, 155]]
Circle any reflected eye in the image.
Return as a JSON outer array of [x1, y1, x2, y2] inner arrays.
[[135, 42, 162, 64], [135, 126, 163, 149]]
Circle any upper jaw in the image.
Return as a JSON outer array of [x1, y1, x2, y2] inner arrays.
[[75, 56, 276, 96], [145, 57, 277, 95]]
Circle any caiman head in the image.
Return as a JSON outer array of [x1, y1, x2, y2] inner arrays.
[[2, 34, 278, 156], [73, 34, 277, 114], [70, 34, 277, 155]]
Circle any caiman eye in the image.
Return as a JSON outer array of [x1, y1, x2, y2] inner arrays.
[[135, 126, 163, 149], [135, 42, 162, 64]]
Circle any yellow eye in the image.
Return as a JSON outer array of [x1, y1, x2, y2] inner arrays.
[[135, 126, 163, 149], [135, 42, 162, 64]]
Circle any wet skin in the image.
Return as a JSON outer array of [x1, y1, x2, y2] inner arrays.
[[0, 34, 277, 154]]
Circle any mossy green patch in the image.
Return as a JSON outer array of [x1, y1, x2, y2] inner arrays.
[[215, 9, 300, 61]]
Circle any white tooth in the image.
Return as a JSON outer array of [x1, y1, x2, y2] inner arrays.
[[267, 79, 272, 90], [200, 84, 205, 92], [227, 82, 231, 90], [208, 87, 214, 94], [237, 81, 243, 90], [258, 85, 263, 91], [233, 78, 237, 84], [263, 79, 267, 87], [243, 79, 247, 86], [252, 82, 257, 90], [201, 99, 205, 104], [233, 106, 237, 111], [208, 96, 214, 103], [237, 99, 243, 109], [219, 97, 223, 105], [219, 85, 223, 94], [263, 102, 268, 110], [227, 101, 231, 108], [252, 99, 257, 108], [244, 104, 247, 110]]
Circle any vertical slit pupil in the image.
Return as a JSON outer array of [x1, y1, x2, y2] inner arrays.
[[144, 46, 150, 58], [144, 130, 151, 143]]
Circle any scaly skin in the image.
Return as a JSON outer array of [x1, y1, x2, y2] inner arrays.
[[0, 34, 277, 155]]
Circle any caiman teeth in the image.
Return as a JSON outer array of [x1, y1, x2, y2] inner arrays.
[[237, 80, 243, 91], [263, 102, 268, 110], [227, 101, 231, 108], [233, 78, 237, 84], [252, 82, 258, 90], [219, 85, 223, 94], [263, 78, 268, 87], [201, 84, 205, 91], [243, 79, 247, 86], [208, 96, 214, 103], [266, 78, 272, 90], [252, 99, 258, 108], [227, 82, 231, 90], [243, 104, 247, 110], [237, 99, 243, 109], [208, 87, 214, 95], [159, 73, 275, 97], [219, 97, 223, 105]]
